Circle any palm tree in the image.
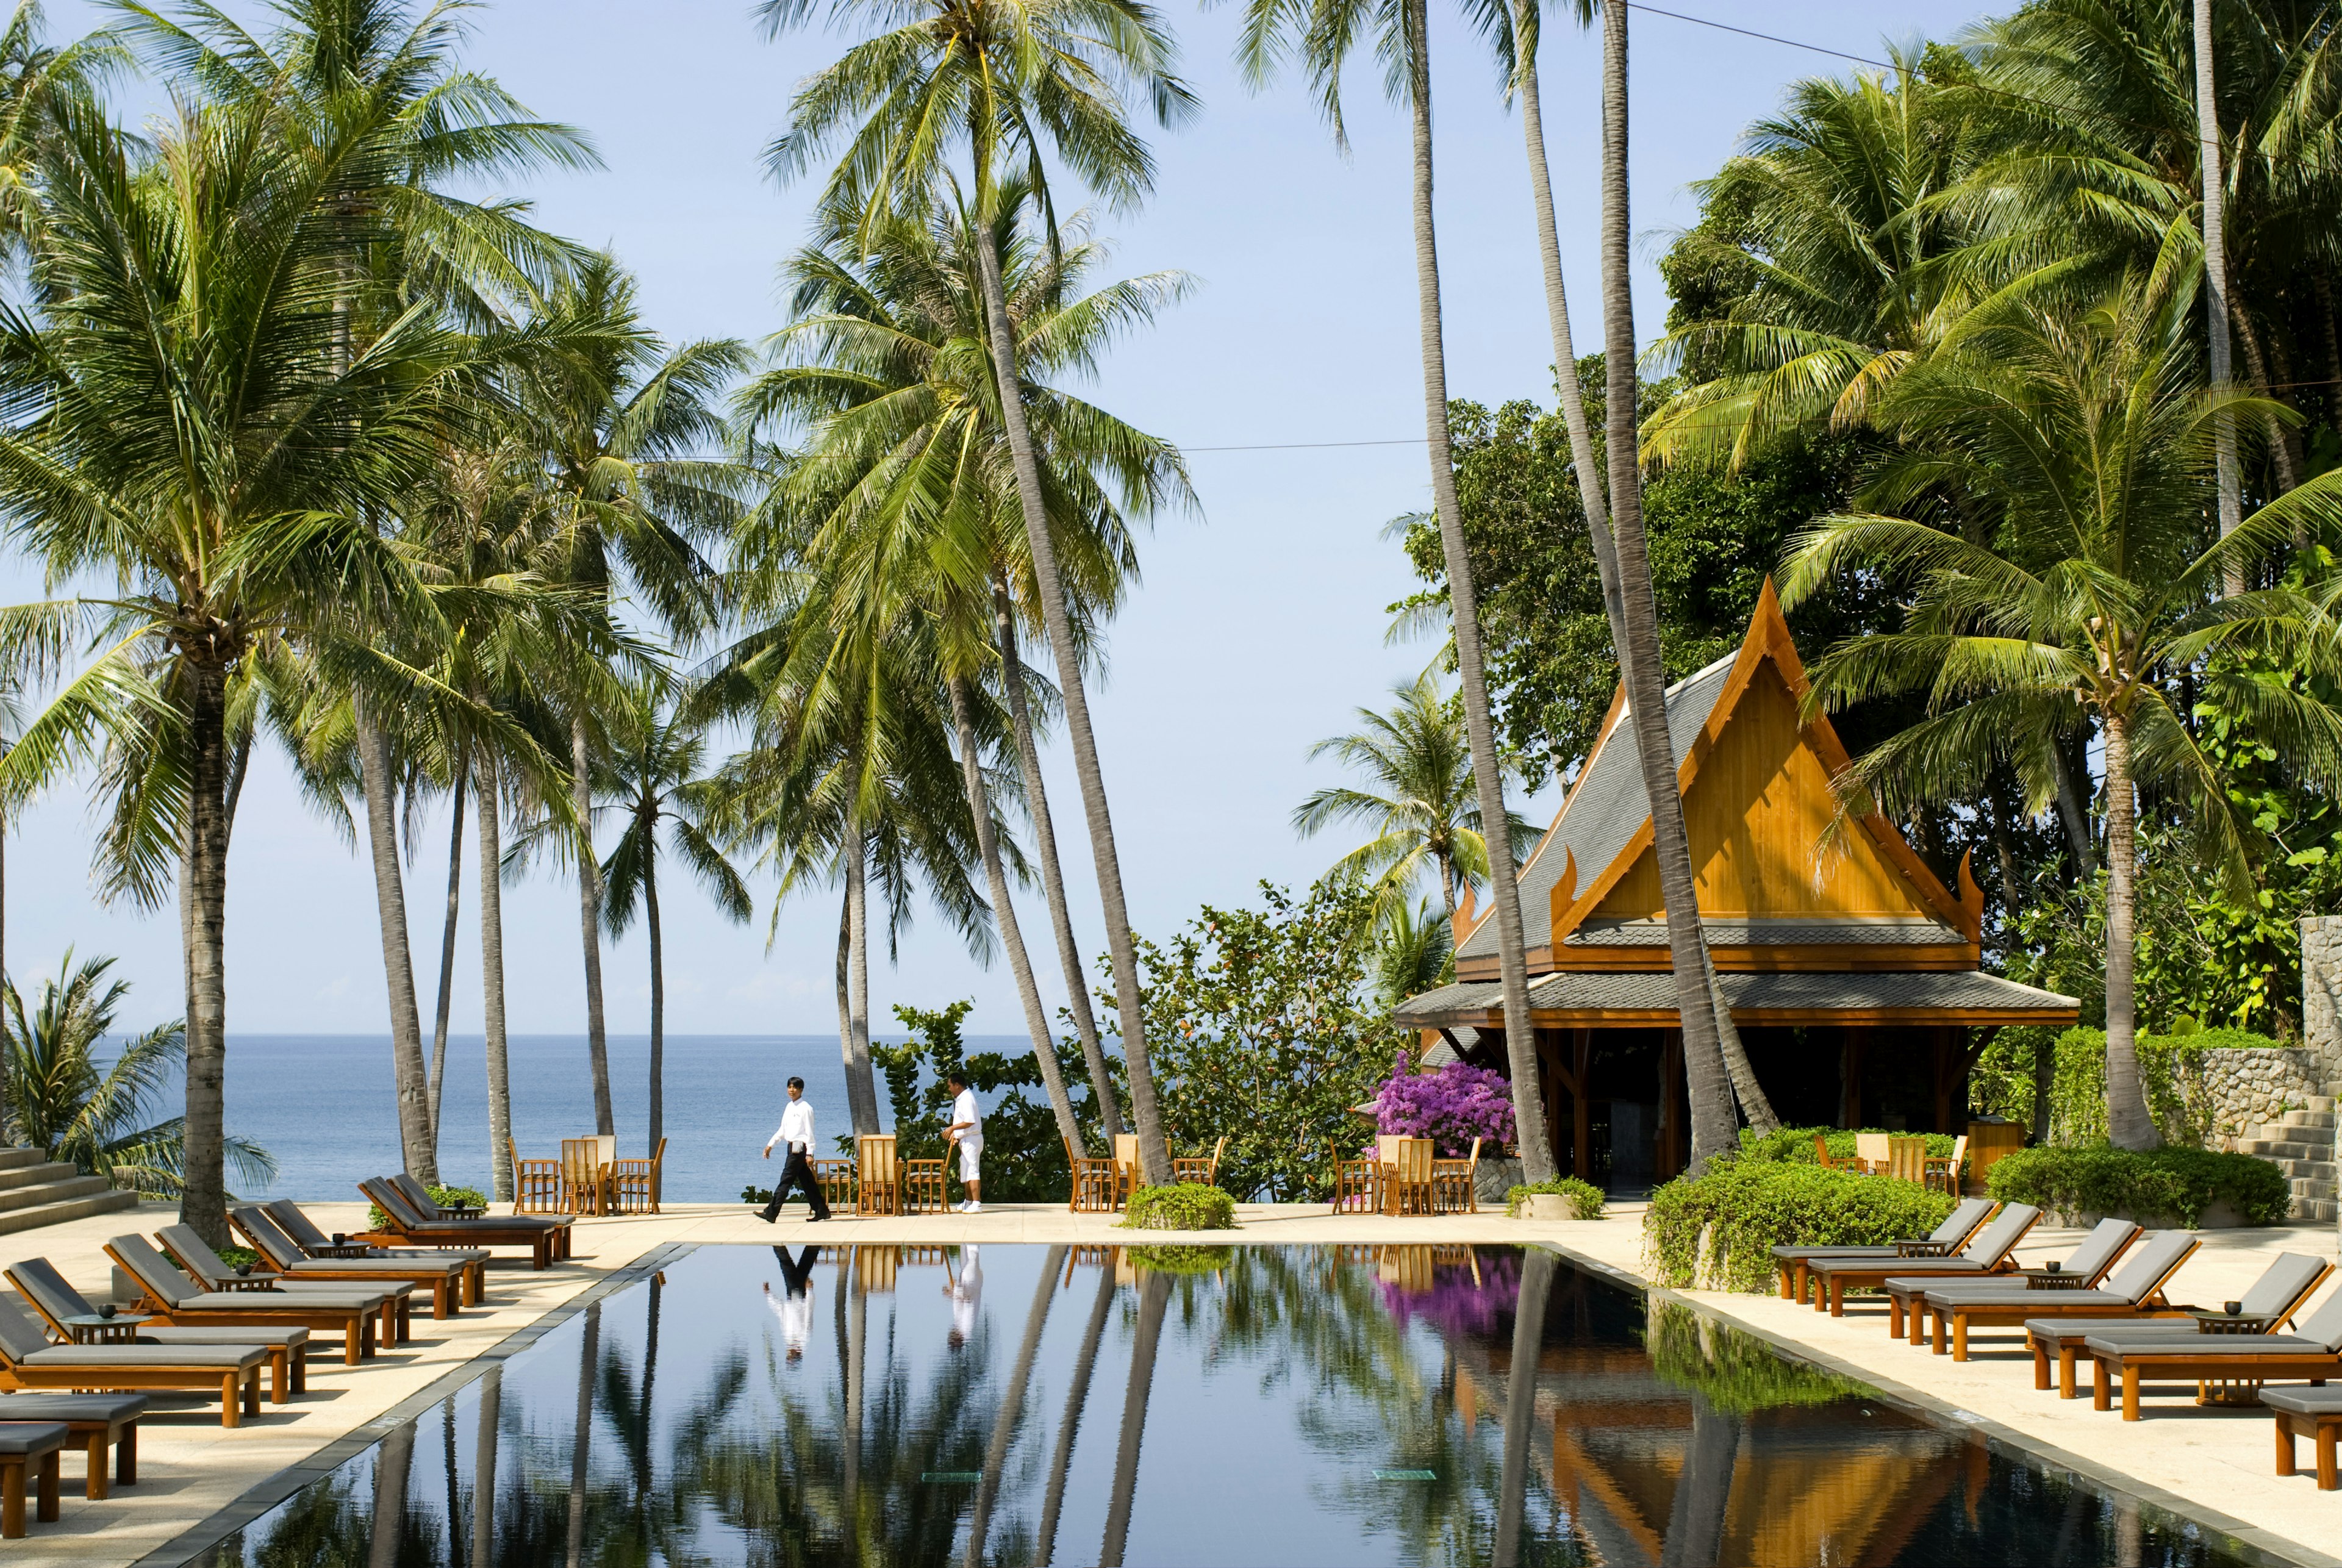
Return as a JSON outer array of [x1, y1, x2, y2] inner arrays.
[[758, 0, 1196, 1184], [1782, 276, 2342, 1149], [737, 190, 1190, 1150], [2, 951, 274, 1197], [596, 675, 753, 1159], [1235, 0, 1570, 1180], [1595, 0, 1739, 1165], [0, 87, 546, 1244], [517, 254, 750, 1140], [1372, 896, 1453, 1011], [1294, 671, 1536, 923]]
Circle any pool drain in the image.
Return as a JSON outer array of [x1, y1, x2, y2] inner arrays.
[[922, 1471, 984, 1484], [1373, 1469, 1438, 1481]]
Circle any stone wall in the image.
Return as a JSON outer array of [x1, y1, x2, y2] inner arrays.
[[2298, 915, 2342, 1095], [2183, 1048, 2325, 1149]]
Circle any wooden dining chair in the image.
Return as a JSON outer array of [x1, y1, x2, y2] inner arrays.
[[1886, 1134, 1929, 1184], [559, 1138, 601, 1215], [856, 1135, 901, 1216], [1066, 1137, 1123, 1212], [509, 1140, 563, 1214], [1172, 1136, 1228, 1187], [1330, 1140, 1379, 1215], [1925, 1135, 1969, 1195], [1855, 1131, 1893, 1173], [1113, 1132, 1142, 1203], [609, 1139, 666, 1214], [902, 1158, 950, 1214], [1432, 1137, 1483, 1214], [1387, 1138, 1437, 1216]]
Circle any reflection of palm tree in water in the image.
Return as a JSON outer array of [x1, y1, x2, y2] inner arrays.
[[366, 1417, 413, 1568], [1036, 1259, 1118, 1564], [567, 1300, 600, 1568], [471, 1366, 500, 1568], [1099, 1270, 1172, 1568], [1494, 1248, 1556, 1567], [965, 1244, 1067, 1566]]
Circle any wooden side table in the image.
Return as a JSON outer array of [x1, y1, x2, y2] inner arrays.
[[2190, 1309, 2279, 1406], [2022, 1269, 2091, 1291], [59, 1313, 149, 1345]]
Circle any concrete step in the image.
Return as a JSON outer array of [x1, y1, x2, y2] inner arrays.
[[0, 1187, 137, 1236], [2292, 1197, 2340, 1223], [0, 1148, 49, 1173], [2308, 1097, 2338, 1112], [0, 1161, 88, 1194], [2245, 1139, 2334, 1161], [2282, 1110, 2338, 1130], [2280, 1159, 2340, 1180], [0, 1173, 115, 1215]]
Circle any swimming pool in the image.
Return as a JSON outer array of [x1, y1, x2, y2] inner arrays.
[[184, 1243, 2270, 1566]]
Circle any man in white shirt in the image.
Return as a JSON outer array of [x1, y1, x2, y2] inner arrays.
[[944, 1070, 983, 1212], [759, 1076, 831, 1222], [764, 1245, 818, 1364], [944, 1243, 983, 1348]]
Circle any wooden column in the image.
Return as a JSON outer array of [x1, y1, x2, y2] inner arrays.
[[1838, 1027, 1868, 1129], [1572, 1029, 1594, 1183], [1656, 1029, 1685, 1179]]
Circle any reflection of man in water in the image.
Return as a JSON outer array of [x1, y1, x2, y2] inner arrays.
[[944, 1244, 983, 1350], [764, 1245, 819, 1364]]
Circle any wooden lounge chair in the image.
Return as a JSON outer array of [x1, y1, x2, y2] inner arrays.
[[2025, 1252, 2334, 1398], [0, 1394, 142, 1501], [105, 1235, 379, 1368], [609, 1139, 666, 1214], [2265, 1388, 2342, 1490], [263, 1202, 489, 1306], [1433, 1139, 1483, 1215], [159, 1224, 412, 1345], [1885, 1217, 2139, 1341], [1172, 1137, 1228, 1187], [2085, 1287, 2342, 1420], [1916, 1228, 2199, 1359], [1065, 1137, 1122, 1213], [0, 1421, 66, 1537], [8, 1257, 307, 1402], [1770, 1197, 1996, 1303], [1807, 1203, 2042, 1316], [229, 1208, 468, 1318], [357, 1178, 571, 1269], [509, 1140, 565, 1214], [0, 1296, 263, 1428]]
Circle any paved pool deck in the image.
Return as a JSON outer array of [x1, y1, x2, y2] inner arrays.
[[5, 1197, 2338, 1566]]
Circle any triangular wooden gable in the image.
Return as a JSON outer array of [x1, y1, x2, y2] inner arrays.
[[1542, 581, 1980, 970]]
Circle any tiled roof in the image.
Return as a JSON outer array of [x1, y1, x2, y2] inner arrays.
[[1391, 968, 2079, 1026], [1566, 917, 1965, 948]]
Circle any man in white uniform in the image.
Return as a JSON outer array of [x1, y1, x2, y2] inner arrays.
[[759, 1076, 831, 1222], [763, 1245, 818, 1364], [945, 1244, 983, 1349], [944, 1070, 983, 1212]]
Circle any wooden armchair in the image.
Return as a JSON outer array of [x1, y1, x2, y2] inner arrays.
[[1172, 1136, 1228, 1187], [1067, 1137, 1124, 1213], [609, 1139, 666, 1214], [856, 1136, 902, 1216], [1884, 1134, 1929, 1184], [510, 1140, 564, 1214], [1854, 1132, 1892, 1173], [1330, 1140, 1380, 1215], [1386, 1138, 1437, 1215], [1924, 1135, 1969, 1196], [903, 1158, 950, 1214], [812, 1159, 858, 1214], [559, 1138, 607, 1215], [1432, 1137, 1484, 1215]]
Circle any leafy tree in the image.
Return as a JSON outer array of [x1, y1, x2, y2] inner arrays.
[[872, 1000, 1087, 1202]]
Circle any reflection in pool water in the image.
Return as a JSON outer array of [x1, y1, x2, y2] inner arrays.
[[190, 1244, 2263, 1567]]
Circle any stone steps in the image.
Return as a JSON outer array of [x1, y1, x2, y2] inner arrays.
[[0, 1147, 140, 1234], [2236, 1101, 2338, 1222]]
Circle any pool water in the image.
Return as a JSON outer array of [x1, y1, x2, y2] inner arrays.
[[189, 1244, 2268, 1567]]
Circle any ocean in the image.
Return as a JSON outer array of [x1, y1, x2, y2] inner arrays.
[[208, 1033, 1027, 1204]]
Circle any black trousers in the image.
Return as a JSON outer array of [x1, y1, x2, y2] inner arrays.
[[762, 1148, 832, 1220]]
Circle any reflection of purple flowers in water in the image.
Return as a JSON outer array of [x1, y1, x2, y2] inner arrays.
[[1378, 1251, 1521, 1339], [1373, 1059, 1518, 1156]]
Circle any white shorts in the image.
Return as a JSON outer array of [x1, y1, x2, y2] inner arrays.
[[957, 1134, 983, 1181]]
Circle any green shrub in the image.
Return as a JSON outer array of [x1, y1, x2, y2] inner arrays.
[[1120, 1183, 1239, 1231], [1128, 1244, 1236, 1275], [1644, 1301, 1872, 1414], [1644, 1161, 1953, 1294], [367, 1183, 489, 1233], [1738, 1125, 1958, 1163], [1985, 1145, 2291, 1226], [1505, 1177, 1605, 1219], [1968, 1025, 2296, 1147]]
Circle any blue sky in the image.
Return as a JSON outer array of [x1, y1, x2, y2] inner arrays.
[[3, 0, 1988, 1038]]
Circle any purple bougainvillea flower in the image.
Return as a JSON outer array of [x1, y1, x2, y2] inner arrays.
[[1374, 1059, 1517, 1156]]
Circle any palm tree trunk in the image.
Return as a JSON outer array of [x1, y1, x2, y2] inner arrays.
[[967, 1243, 1065, 1567], [971, 221, 1169, 1184], [471, 1366, 500, 1566], [565, 1300, 599, 1568], [180, 657, 232, 1247], [2101, 708, 2158, 1149], [845, 831, 879, 1134], [1661, 1397, 1741, 1568], [1038, 1256, 1116, 1566], [367, 1415, 414, 1568], [1492, 1247, 1555, 1568], [429, 761, 466, 1156], [1703, 943, 1777, 1134], [2231, 300, 2299, 492], [572, 718, 615, 1137], [358, 714, 440, 1184], [2195, 0, 2243, 592], [478, 753, 515, 1204], [0, 802, 10, 1131], [1400, 0, 1555, 1183], [950, 675, 1086, 1152], [1099, 1269, 1170, 1567], [645, 850, 664, 1159], [1600, 0, 1738, 1165], [994, 572, 1123, 1137], [836, 885, 859, 1126], [2050, 741, 2096, 878], [845, 1251, 865, 1533]]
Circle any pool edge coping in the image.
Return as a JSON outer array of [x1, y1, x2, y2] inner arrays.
[[1527, 1237, 2340, 1568], [138, 1239, 698, 1568]]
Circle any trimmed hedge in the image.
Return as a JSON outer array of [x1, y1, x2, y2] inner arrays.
[[1645, 1301, 1871, 1414], [1505, 1177, 1606, 1219], [1120, 1183, 1239, 1231], [1738, 1125, 1959, 1163], [1985, 1145, 2291, 1226], [1128, 1244, 1237, 1275], [1645, 1161, 1953, 1294], [1969, 1025, 2295, 1147]]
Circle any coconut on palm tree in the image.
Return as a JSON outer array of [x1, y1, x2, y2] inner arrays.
[[1783, 275, 2342, 1149]]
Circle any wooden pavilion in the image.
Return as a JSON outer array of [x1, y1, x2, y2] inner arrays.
[[1392, 582, 2079, 1186]]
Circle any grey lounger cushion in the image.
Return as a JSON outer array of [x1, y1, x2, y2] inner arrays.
[[0, 1394, 146, 1423], [2090, 1286, 2342, 1358], [2082, 1333, 2329, 1357], [0, 1423, 68, 1456], [2026, 1316, 2206, 1341], [19, 1343, 265, 1370], [1923, 1286, 2136, 1309], [2261, 1389, 2342, 1416]]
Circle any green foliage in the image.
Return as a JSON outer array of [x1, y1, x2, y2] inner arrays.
[[1505, 1178, 1605, 1219], [1644, 1161, 1954, 1295], [1127, 1244, 1236, 1274], [367, 1184, 489, 1233], [871, 1000, 1076, 1204], [1645, 1301, 1874, 1415], [1985, 1145, 2293, 1227], [1120, 1183, 1238, 1231], [1737, 1125, 1958, 1163], [1119, 879, 1398, 1203], [1967, 1026, 2295, 1147]]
